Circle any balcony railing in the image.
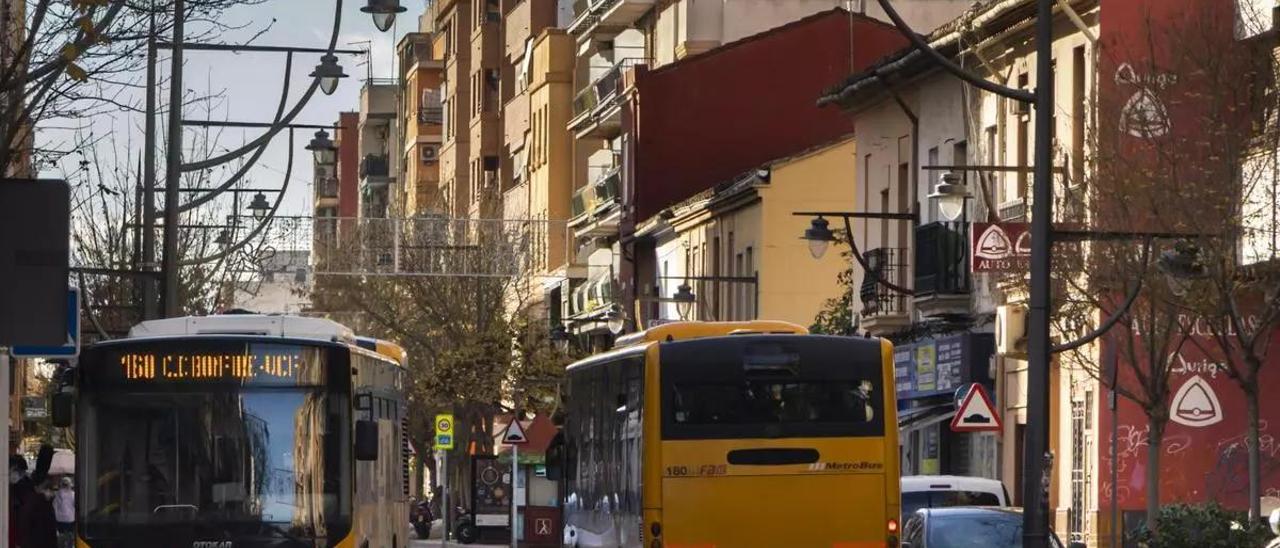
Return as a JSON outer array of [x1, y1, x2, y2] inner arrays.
[[317, 177, 339, 199], [572, 58, 650, 118], [571, 185, 596, 218], [419, 106, 443, 125], [360, 154, 390, 179], [593, 166, 621, 207], [914, 222, 970, 296], [860, 247, 909, 317]]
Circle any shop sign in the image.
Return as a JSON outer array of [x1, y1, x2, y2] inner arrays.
[[894, 334, 982, 399], [971, 223, 1031, 272]]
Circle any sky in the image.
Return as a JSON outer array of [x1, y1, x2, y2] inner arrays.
[[41, 0, 429, 219]]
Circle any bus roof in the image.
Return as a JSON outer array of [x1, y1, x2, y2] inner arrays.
[[355, 336, 407, 365], [612, 320, 808, 349], [128, 314, 357, 344]]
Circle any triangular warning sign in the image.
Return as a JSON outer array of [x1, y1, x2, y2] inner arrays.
[[502, 419, 529, 445], [950, 383, 1002, 433]]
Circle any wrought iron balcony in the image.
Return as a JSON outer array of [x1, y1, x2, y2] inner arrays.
[[915, 222, 971, 296], [860, 247, 911, 333]]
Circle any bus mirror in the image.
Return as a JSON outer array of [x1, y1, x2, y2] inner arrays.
[[355, 420, 379, 461], [51, 393, 73, 427]]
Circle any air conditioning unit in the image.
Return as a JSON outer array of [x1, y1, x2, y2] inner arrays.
[[421, 145, 439, 164], [996, 304, 1028, 358]]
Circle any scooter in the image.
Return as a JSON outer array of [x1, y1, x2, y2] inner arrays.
[[453, 504, 479, 545], [410, 499, 433, 539]]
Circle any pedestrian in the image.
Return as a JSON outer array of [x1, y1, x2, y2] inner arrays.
[[53, 477, 73, 548], [10, 453, 57, 548]]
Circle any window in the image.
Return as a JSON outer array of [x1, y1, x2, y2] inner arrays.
[[661, 337, 886, 440], [1072, 46, 1087, 183], [745, 246, 754, 318], [1016, 73, 1030, 198]]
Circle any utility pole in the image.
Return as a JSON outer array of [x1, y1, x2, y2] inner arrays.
[[1021, 0, 1055, 545], [161, 0, 184, 318], [142, 6, 158, 320]]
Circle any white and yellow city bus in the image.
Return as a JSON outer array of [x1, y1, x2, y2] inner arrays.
[[552, 321, 901, 548], [61, 314, 410, 548]]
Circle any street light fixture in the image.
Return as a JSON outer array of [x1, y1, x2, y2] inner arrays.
[[1158, 241, 1207, 296], [306, 129, 337, 165], [362, 0, 407, 32], [606, 306, 626, 335], [673, 283, 696, 320], [549, 324, 571, 353], [310, 54, 349, 96], [928, 172, 972, 223], [247, 192, 272, 219], [802, 217, 837, 259]]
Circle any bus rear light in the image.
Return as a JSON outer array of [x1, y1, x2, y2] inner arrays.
[[887, 518, 899, 534]]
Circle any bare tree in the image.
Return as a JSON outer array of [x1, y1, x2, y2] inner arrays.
[[0, 0, 268, 175], [1089, 0, 1280, 522]]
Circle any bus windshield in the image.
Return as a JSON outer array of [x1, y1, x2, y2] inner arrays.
[[77, 341, 351, 540], [660, 336, 886, 439]]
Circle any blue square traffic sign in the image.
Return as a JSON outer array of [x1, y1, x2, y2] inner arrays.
[[11, 288, 79, 359]]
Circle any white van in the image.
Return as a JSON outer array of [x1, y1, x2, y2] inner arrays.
[[900, 475, 1010, 522]]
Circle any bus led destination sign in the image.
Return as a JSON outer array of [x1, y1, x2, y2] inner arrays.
[[119, 351, 304, 382]]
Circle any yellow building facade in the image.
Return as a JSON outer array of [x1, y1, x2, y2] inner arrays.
[[652, 136, 857, 328]]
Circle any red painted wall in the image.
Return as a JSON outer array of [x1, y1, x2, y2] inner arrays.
[[1097, 0, 1270, 517], [337, 111, 360, 218], [630, 9, 908, 220]]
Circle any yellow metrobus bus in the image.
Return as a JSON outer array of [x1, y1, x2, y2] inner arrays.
[[60, 314, 411, 548], [551, 321, 900, 548]]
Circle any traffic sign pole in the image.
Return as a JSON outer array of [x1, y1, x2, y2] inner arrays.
[[511, 443, 518, 548], [440, 450, 448, 547]]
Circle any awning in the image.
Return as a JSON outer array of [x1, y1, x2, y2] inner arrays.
[[898, 403, 956, 431]]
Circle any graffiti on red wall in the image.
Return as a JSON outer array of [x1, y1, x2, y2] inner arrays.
[[1098, 321, 1280, 511]]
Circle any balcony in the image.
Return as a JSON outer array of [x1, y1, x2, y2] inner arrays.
[[914, 222, 971, 317], [568, 58, 648, 139], [315, 177, 340, 209], [360, 154, 391, 182], [419, 106, 443, 125], [569, 166, 622, 237], [860, 247, 911, 334], [568, 0, 655, 39], [571, 184, 597, 219]]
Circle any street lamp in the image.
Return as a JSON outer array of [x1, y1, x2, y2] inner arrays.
[[306, 129, 337, 165], [673, 283, 696, 320], [802, 217, 837, 259], [1158, 241, 1207, 296], [549, 324, 571, 353], [310, 54, 349, 96], [927, 172, 972, 222], [362, 0, 407, 32], [247, 192, 272, 219], [606, 306, 626, 335]]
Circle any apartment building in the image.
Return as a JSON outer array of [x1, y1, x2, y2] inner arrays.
[[358, 81, 400, 219], [436, 0, 474, 218], [397, 31, 445, 217]]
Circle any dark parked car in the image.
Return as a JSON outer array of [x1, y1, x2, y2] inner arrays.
[[900, 507, 1083, 548]]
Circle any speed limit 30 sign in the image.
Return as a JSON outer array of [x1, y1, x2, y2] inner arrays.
[[435, 413, 455, 450]]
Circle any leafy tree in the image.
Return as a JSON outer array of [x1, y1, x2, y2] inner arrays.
[[1127, 502, 1273, 548]]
